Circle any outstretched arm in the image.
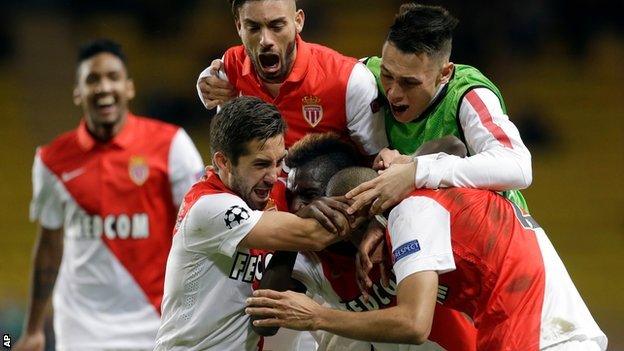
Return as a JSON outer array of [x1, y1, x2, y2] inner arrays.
[[247, 270, 438, 345]]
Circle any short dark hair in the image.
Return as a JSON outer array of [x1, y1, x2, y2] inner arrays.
[[210, 96, 286, 165], [286, 133, 360, 187], [77, 38, 127, 66], [230, 0, 298, 18], [326, 167, 378, 197], [387, 3, 458, 57]]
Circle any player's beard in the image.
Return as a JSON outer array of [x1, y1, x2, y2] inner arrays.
[[249, 39, 296, 84], [230, 170, 270, 211]]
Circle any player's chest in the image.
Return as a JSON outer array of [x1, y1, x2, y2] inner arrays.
[[59, 149, 169, 213]]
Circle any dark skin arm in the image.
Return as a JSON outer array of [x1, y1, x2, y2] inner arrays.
[[14, 226, 63, 351], [251, 197, 352, 336], [251, 251, 305, 336]]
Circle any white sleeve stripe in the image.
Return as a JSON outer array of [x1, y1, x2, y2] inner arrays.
[[465, 90, 513, 149]]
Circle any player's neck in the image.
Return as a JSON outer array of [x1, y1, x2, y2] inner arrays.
[[263, 82, 282, 98]]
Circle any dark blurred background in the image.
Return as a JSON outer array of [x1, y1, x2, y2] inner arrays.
[[0, 0, 622, 349]]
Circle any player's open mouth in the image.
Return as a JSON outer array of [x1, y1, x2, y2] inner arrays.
[[390, 103, 409, 116], [258, 53, 281, 74], [253, 188, 270, 199], [94, 95, 117, 114]]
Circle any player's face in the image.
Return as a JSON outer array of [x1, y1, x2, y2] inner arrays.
[[74, 52, 135, 135], [236, 0, 304, 83], [229, 135, 287, 210], [380, 41, 452, 123], [289, 164, 325, 213]]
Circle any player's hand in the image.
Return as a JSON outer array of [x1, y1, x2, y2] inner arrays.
[[356, 221, 390, 300], [198, 59, 237, 109], [346, 161, 417, 215], [414, 135, 467, 157], [13, 331, 45, 351], [246, 289, 323, 331], [373, 148, 413, 170], [296, 196, 352, 237]]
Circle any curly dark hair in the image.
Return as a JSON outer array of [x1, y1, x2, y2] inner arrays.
[[77, 38, 127, 66], [286, 133, 358, 169], [230, 0, 299, 18]]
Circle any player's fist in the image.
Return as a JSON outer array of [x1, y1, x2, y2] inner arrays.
[[197, 59, 237, 110], [13, 331, 45, 351]]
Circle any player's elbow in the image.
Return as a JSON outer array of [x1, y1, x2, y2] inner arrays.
[[251, 322, 279, 337], [405, 320, 431, 345], [512, 158, 532, 190]]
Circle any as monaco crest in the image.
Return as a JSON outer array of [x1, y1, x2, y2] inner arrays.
[[302, 95, 323, 128], [129, 156, 149, 186]]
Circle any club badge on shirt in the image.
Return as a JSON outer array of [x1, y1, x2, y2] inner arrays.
[[129, 156, 150, 186], [302, 95, 323, 128]]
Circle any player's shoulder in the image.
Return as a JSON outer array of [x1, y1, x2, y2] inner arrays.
[[37, 127, 82, 168], [223, 44, 247, 63], [391, 190, 450, 217], [408, 188, 492, 213], [130, 114, 180, 139], [306, 41, 357, 70]]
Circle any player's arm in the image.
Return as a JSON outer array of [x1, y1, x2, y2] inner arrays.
[[347, 88, 532, 214], [239, 210, 346, 251], [15, 225, 63, 351], [16, 153, 65, 351], [414, 87, 532, 190], [345, 62, 389, 157], [247, 270, 438, 344], [196, 58, 237, 109], [248, 195, 453, 344], [251, 250, 304, 336], [373, 135, 467, 169], [168, 128, 205, 208], [183, 195, 353, 259]]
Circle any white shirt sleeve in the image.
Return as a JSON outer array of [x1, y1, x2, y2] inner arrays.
[[345, 63, 389, 155], [387, 196, 455, 285], [196, 58, 230, 109], [292, 251, 324, 296], [29, 152, 64, 230], [168, 129, 205, 208], [414, 87, 532, 191], [181, 193, 263, 257]]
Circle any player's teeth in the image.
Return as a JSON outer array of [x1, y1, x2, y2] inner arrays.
[[97, 96, 115, 106]]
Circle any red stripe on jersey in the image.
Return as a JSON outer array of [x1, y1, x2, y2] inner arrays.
[[40, 115, 181, 315], [465, 90, 513, 148]]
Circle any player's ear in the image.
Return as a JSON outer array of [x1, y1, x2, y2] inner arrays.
[[294, 9, 305, 34], [235, 18, 243, 37], [439, 61, 454, 85], [73, 86, 82, 106], [125, 79, 136, 101], [213, 151, 231, 174]]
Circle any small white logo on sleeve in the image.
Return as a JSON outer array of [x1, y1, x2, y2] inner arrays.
[[393, 239, 421, 262], [61, 168, 85, 182]]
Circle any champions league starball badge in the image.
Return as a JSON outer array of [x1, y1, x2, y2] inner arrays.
[[224, 205, 250, 229]]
